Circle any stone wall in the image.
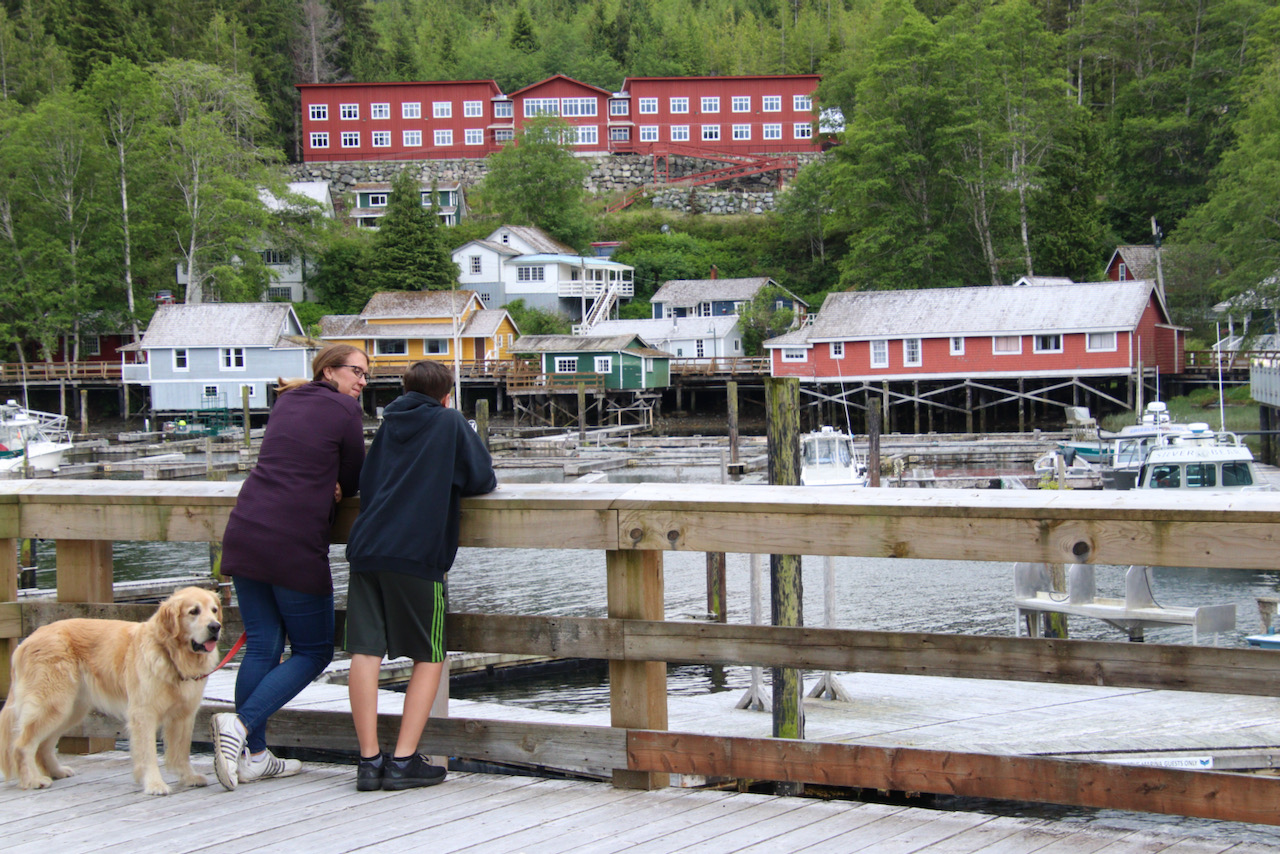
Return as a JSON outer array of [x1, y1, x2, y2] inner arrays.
[[287, 152, 823, 215]]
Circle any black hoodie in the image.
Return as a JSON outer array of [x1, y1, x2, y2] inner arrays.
[[345, 391, 496, 581]]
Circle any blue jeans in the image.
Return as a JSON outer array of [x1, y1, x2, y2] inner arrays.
[[232, 576, 334, 753]]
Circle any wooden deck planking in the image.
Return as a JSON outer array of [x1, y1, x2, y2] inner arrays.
[[2, 751, 1277, 853]]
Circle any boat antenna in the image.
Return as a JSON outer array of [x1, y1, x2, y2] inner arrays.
[[1216, 321, 1226, 432], [839, 378, 853, 435]]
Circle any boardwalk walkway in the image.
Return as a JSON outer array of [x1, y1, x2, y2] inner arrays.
[[3, 749, 1276, 854]]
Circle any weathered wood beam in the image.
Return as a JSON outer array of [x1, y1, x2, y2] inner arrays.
[[625, 730, 1280, 827]]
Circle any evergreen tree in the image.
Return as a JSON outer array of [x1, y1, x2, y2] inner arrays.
[[509, 6, 539, 53], [1028, 107, 1106, 281], [366, 170, 458, 294]]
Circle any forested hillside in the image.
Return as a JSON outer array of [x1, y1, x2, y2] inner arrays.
[[1, 0, 1278, 354]]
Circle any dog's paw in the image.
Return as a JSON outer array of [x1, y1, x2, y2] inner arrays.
[[18, 774, 53, 790], [47, 764, 75, 780], [181, 771, 210, 787], [142, 777, 172, 796]]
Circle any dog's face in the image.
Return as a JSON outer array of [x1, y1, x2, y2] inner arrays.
[[157, 587, 222, 656]]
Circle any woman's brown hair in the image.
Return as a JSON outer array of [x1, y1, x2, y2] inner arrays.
[[277, 344, 369, 394]]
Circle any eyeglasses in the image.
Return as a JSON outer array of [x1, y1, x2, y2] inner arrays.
[[337, 365, 367, 379]]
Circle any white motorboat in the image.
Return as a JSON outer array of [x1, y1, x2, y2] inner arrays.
[[1135, 428, 1270, 492], [800, 426, 868, 487], [0, 400, 74, 473]]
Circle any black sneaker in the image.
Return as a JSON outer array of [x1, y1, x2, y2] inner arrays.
[[356, 753, 386, 792], [382, 753, 446, 791]]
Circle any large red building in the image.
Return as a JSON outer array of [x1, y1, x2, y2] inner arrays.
[[296, 74, 823, 162]]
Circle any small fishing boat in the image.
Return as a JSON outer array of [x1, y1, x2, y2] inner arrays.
[[800, 426, 868, 487], [1136, 430, 1270, 492], [0, 400, 75, 473]]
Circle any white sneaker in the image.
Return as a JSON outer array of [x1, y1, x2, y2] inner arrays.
[[238, 749, 302, 783], [210, 713, 247, 791]]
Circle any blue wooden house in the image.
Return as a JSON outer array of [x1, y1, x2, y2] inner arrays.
[[122, 304, 315, 414], [650, 276, 807, 321]]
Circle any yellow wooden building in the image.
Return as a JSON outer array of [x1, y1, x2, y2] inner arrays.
[[319, 290, 519, 372]]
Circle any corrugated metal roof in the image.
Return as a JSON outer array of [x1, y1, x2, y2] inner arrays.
[[797, 281, 1159, 341], [140, 304, 304, 348], [512, 334, 655, 353], [652, 277, 776, 307]]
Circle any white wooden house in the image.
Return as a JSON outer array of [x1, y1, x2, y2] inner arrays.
[[121, 304, 315, 414], [452, 225, 634, 322], [586, 316, 744, 360]]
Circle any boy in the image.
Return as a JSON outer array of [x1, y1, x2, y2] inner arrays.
[[343, 360, 497, 791]]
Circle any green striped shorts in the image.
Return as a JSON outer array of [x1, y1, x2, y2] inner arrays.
[[344, 571, 447, 663]]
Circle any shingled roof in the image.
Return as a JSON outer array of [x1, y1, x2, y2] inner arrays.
[[140, 304, 305, 348], [652, 276, 786, 308]]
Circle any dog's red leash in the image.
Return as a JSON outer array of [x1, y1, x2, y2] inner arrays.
[[210, 631, 247, 674]]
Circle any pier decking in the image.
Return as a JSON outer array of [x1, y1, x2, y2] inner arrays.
[[3, 750, 1275, 853]]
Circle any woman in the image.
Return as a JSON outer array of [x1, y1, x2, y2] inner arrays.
[[210, 344, 368, 791]]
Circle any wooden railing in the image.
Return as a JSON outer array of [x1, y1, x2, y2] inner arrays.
[[4, 481, 1280, 823], [0, 361, 123, 382], [668, 356, 770, 377], [1184, 349, 1280, 371]]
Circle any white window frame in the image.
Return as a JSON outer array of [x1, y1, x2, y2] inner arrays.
[[609, 127, 630, 142], [671, 125, 689, 142], [731, 95, 750, 113], [368, 194, 388, 208], [173, 349, 189, 372], [516, 266, 545, 282], [433, 101, 452, 118], [83, 335, 101, 356], [794, 94, 812, 111], [371, 102, 390, 120], [340, 131, 359, 148], [1034, 334, 1063, 353], [309, 104, 328, 121], [463, 100, 483, 117], [494, 129, 514, 142], [573, 125, 599, 145], [561, 97, 598, 117], [732, 124, 751, 140], [239, 383, 257, 400], [402, 101, 421, 119], [701, 124, 720, 141], [310, 132, 329, 148], [610, 100, 630, 116], [202, 385, 219, 398], [992, 336, 1022, 355], [762, 95, 782, 112], [340, 103, 359, 120], [781, 348, 808, 363], [524, 97, 559, 117], [903, 338, 922, 367], [493, 101, 513, 118], [794, 122, 812, 139], [701, 96, 719, 113], [403, 130, 422, 147], [464, 128, 484, 145], [424, 339, 449, 355], [638, 97, 658, 114], [375, 339, 407, 356], [830, 342, 844, 359], [763, 124, 781, 140], [434, 129, 453, 146], [469, 256, 481, 274], [221, 347, 246, 370], [950, 337, 965, 355], [371, 130, 391, 147], [670, 97, 689, 114], [594, 356, 612, 374], [1087, 331, 1118, 352], [871, 340, 889, 368], [554, 356, 578, 373], [640, 126, 659, 142]]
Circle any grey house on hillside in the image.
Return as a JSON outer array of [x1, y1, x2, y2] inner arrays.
[[650, 276, 807, 321], [122, 304, 315, 414]]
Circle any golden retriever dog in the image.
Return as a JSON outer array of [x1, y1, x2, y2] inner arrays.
[[0, 587, 222, 795]]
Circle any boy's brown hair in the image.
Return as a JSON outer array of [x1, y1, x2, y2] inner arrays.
[[403, 360, 453, 402]]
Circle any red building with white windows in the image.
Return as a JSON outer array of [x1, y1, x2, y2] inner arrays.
[[296, 74, 823, 162], [766, 281, 1184, 383]]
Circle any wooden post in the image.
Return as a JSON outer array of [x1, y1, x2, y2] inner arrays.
[[79, 389, 88, 435], [242, 384, 252, 449], [706, 552, 726, 623], [606, 548, 668, 790], [56, 539, 115, 753], [913, 380, 920, 435], [868, 399, 882, 488], [1, 537, 17, 695], [881, 381, 890, 433], [965, 383, 974, 433], [476, 398, 490, 452], [1018, 379, 1025, 433], [120, 381, 129, 424], [1261, 406, 1274, 467], [764, 377, 804, 796], [727, 380, 739, 466], [577, 383, 587, 443]]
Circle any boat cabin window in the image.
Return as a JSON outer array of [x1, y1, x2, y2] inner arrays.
[[1150, 464, 1180, 488], [1185, 463, 1216, 488], [804, 437, 852, 468], [1223, 462, 1254, 486]]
